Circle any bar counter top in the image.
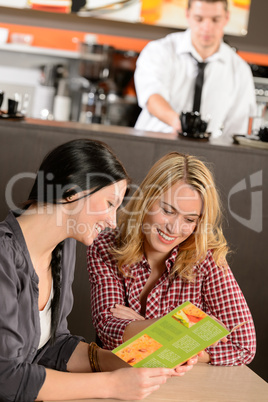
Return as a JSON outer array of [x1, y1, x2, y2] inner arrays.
[[2, 117, 266, 154]]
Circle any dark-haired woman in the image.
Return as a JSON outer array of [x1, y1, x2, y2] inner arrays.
[[0, 139, 193, 402]]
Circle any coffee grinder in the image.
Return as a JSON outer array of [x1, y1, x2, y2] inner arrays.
[[79, 42, 114, 124]]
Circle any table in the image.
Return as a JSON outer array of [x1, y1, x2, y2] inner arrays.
[[45, 364, 268, 402]]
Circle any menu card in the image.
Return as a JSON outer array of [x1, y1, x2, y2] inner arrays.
[[112, 301, 230, 368]]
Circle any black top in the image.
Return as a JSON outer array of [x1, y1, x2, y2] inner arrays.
[[0, 211, 83, 402]]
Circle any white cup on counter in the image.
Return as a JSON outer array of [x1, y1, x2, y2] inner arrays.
[[53, 95, 71, 121], [0, 28, 9, 44], [31, 85, 55, 120], [53, 78, 71, 121]]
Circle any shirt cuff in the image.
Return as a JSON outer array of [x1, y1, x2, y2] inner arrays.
[[101, 318, 134, 350]]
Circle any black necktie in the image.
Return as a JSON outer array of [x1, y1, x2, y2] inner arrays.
[[192, 60, 207, 113]]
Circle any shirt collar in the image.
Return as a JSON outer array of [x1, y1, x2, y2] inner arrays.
[[5, 210, 26, 248], [5, 210, 39, 281], [166, 246, 179, 272], [131, 245, 179, 274], [176, 29, 226, 64]]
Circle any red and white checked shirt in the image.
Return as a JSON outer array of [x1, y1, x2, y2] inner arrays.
[[87, 230, 256, 366]]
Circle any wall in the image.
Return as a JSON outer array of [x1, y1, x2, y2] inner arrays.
[[0, 1, 268, 65]]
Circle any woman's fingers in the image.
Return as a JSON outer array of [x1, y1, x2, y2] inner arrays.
[[186, 355, 198, 365], [141, 385, 161, 400], [173, 361, 194, 375], [110, 304, 145, 320], [172, 354, 199, 375], [146, 367, 174, 379], [211, 315, 227, 329], [111, 367, 172, 400], [210, 336, 228, 347]]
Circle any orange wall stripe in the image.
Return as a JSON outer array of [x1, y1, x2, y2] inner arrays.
[[237, 51, 268, 66], [0, 23, 149, 52], [0, 23, 268, 65]]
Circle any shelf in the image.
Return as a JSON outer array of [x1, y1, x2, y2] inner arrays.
[[0, 43, 79, 58]]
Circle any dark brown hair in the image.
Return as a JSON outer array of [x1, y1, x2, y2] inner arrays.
[[188, 0, 228, 11]]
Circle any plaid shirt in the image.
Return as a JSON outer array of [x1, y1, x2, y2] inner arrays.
[[87, 230, 256, 366]]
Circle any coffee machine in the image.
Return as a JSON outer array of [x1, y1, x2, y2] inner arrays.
[[79, 42, 114, 124], [78, 43, 140, 126], [105, 49, 141, 127]]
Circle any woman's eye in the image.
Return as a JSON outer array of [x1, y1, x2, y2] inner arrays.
[[185, 217, 196, 224], [162, 208, 174, 215]]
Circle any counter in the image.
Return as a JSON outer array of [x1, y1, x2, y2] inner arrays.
[[45, 364, 268, 402], [0, 118, 267, 382]]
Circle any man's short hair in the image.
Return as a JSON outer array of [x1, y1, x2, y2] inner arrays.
[[188, 0, 228, 11]]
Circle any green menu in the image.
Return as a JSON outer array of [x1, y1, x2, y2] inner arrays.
[[112, 301, 230, 368]]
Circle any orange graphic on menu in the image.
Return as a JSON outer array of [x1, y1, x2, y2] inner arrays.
[[115, 334, 163, 366]]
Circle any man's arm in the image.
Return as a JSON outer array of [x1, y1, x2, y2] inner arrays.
[[134, 37, 181, 133], [147, 94, 182, 133]]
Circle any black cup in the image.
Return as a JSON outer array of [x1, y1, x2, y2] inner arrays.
[[192, 113, 202, 133], [180, 111, 208, 138], [180, 112, 188, 133], [8, 99, 19, 116], [0, 90, 4, 110], [180, 111, 197, 134], [199, 119, 208, 133], [258, 126, 268, 142]]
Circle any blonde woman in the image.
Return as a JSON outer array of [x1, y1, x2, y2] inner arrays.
[[87, 152, 256, 366]]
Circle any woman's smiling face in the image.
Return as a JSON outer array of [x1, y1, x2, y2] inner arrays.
[[142, 181, 202, 261], [65, 179, 127, 246]]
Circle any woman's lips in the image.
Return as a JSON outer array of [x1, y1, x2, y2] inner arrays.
[[157, 228, 177, 244], [95, 223, 103, 235]]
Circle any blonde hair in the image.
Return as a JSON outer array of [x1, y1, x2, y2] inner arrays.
[[113, 152, 228, 281]]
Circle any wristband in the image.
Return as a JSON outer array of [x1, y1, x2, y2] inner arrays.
[[88, 342, 101, 372]]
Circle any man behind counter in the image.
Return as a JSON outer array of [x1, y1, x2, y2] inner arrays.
[[134, 0, 256, 139]]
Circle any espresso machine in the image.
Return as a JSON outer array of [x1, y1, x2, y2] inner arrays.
[[78, 43, 140, 126], [79, 42, 114, 124], [106, 49, 141, 127]]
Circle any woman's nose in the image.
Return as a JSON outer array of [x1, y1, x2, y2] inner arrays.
[[106, 210, 117, 229], [166, 217, 180, 234], [107, 220, 117, 229]]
